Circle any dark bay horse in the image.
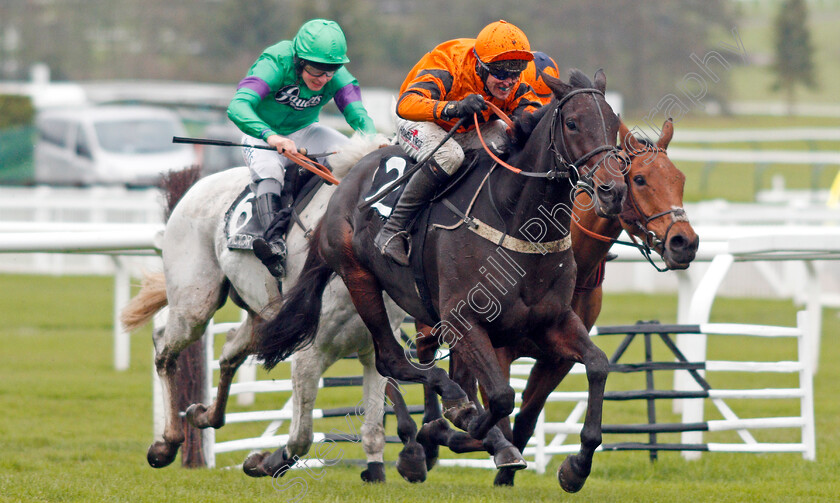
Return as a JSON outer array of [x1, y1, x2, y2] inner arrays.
[[413, 118, 700, 487], [255, 69, 628, 492]]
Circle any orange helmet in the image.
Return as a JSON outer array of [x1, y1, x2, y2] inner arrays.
[[474, 20, 534, 63]]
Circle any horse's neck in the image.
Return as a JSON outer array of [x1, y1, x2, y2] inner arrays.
[[487, 114, 573, 241]]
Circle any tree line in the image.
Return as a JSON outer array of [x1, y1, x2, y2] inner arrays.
[[0, 0, 748, 113]]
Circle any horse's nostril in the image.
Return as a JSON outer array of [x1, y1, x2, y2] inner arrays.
[[668, 234, 700, 257], [596, 184, 616, 200], [670, 235, 687, 250]]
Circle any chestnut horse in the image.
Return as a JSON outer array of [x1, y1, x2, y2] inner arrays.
[[413, 118, 699, 487], [254, 70, 628, 492]]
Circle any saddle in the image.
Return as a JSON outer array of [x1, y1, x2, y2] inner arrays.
[[225, 166, 323, 251]]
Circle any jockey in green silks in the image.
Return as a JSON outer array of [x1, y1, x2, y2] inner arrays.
[[227, 19, 376, 277]]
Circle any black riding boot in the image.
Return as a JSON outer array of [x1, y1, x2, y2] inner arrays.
[[252, 193, 288, 278], [374, 162, 448, 266]]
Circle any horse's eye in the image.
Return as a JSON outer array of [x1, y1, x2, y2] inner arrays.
[[565, 120, 577, 131], [633, 175, 646, 186]]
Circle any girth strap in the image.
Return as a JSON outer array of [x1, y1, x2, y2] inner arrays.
[[467, 217, 571, 254]]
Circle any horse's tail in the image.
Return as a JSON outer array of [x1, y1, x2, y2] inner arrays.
[[254, 222, 335, 370], [120, 272, 168, 332], [160, 165, 202, 219]]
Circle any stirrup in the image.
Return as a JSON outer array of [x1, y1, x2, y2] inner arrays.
[[379, 230, 412, 266], [253, 238, 286, 278]]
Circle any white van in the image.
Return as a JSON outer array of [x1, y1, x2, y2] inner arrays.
[[34, 105, 197, 186]]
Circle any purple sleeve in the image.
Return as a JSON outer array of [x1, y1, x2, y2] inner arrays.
[[333, 83, 363, 113], [236, 76, 271, 99]]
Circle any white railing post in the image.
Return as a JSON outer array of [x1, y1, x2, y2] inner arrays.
[[113, 256, 131, 371], [803, 262, 823, 375], [204, 321, 217, 468], [797, 311, 816, 461], [678, 253, 734, 460], [534, 409, 547, 474], [676, 269, 694, 324], [152, 308, 168, 442], [235, 309, 255, 406]]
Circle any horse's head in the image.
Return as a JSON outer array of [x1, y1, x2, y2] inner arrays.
[[618, 119, 699, 269], [544, 69, 627, 218]]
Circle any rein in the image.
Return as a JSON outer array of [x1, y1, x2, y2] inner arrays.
[[283, 150, 341, 186], [476, 89, 626, 186]]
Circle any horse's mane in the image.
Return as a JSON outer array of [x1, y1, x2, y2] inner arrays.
[[511, 69, 596, 147], [328, 133, 391, 180], [159, 165, 202, 221]]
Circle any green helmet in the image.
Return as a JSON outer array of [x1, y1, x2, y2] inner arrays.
[[293, 19, 350, 65]]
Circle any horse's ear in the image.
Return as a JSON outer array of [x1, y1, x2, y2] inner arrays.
[[619, 120, 644, 152], [657, 118, 674, 149], [544, 74, 572, 100], [594, 69, 606, 93]]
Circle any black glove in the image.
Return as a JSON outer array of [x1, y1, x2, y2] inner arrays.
[[442, 94, 488, 120]]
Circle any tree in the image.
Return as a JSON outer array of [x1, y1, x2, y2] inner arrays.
[[771, 0, 816, 114]]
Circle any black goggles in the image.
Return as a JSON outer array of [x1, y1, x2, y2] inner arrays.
[[476, 57, 527, 81]]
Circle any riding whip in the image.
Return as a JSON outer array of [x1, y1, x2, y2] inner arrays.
[[173, 136, 340, 185], [172, 136, 334, 159]]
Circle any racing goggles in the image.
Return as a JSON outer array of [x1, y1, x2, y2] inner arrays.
[[303, 66, 337, 79], [477, 56, 528, 81]]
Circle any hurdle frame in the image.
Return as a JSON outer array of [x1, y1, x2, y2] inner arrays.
[[184, 313, 815, 472]]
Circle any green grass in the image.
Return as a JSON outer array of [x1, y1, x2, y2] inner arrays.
[[1, 274, 839, 502]]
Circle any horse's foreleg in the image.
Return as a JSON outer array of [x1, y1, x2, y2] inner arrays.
[[186, 315, 253, 429], [358, 349, 387, 483], [444, 329, 510, 438], [442, 327, 525, 471], [494, 358, 575, 487], [549, 314, 609, 493]]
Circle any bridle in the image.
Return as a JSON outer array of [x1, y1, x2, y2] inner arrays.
[[572, 145, 688, 272], [550, 88, 629, 191], [477, 88, 628, 193]]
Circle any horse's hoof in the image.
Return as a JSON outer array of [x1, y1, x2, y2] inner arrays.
[[360, 461, 386, 483], [492, 445, 526, 471], [242, 452, 271, 478], [147, 441, 180, 468], [396, 442, 427, 483], [260, 447, 298, 477], [442, 401, 478, 432], [184, 403, 214, 429], [494, 467, 517, 487], [416, 418, 447, 471], [558, 455, 589, 493]]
